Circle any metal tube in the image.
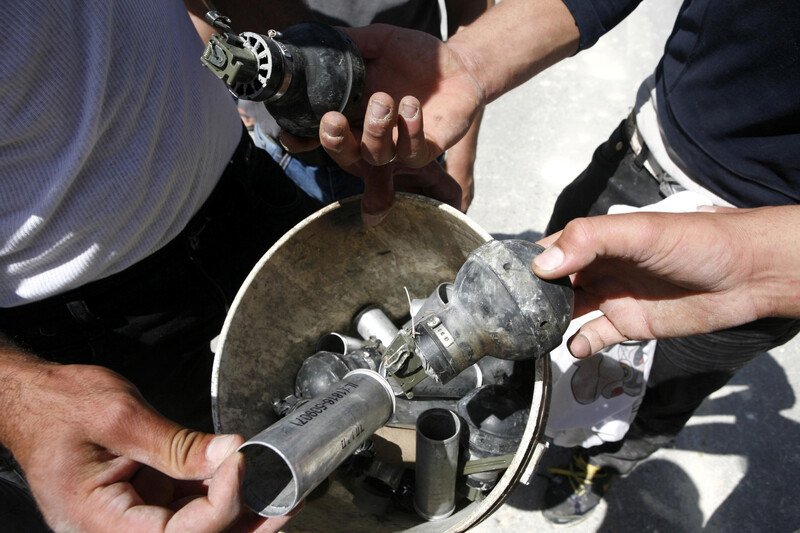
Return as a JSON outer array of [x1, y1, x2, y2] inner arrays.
[[238, 369, 395, 517], [414, 408, 462, 521], [406, 282, 454, 327], [353, 305, 399, 347], [315, 332, 364, 354], [408, 364, 483, 399], [389, 398, 459, 427]]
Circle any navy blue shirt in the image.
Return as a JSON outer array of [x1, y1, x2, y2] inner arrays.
[[562, 0, 800, 207]]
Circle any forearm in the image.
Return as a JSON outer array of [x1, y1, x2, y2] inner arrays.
[[446, 0, 579, 104], [184, 0, 314, 42], [0, 335, 51, 459], [442, 0, 491, 206], [735, 206, 800, 319]]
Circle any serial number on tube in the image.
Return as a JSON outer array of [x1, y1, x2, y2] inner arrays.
[[340, 422, 365, 449], [288, 382, 359, 427]]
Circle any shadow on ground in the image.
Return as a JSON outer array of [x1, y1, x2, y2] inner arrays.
[[502, 349, 800, 532]]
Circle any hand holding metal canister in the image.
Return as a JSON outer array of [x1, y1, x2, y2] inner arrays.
[[238, 369, 395, 517], [384, 239, 574, 395], [200, 11, 365, 137]]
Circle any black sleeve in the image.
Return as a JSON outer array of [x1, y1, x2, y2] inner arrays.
[[561, 0, 645, 50]]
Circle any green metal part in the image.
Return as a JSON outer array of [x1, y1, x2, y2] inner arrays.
[[200, 33, 258, 87], [381, 329, 430, 398]]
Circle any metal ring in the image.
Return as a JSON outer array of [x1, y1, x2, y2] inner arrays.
[[374, 152, 397, 167]]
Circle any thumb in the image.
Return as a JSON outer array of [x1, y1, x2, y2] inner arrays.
[[531, 240, 569, 278], [146, 429, 243, 480], [100, 402, 243, 480], [532, 215, 664, 279], [279, 129, 321, 154], [146, 427, 242, 480]]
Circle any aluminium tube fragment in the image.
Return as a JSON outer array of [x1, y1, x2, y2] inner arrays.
[[315, 332, 364, 355], [354, 305, 399, 348], [238, 369, 395, 517], [414, 408, 463, 521]]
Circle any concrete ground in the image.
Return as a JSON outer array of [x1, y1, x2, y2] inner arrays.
[[462, 1, 800, 532]]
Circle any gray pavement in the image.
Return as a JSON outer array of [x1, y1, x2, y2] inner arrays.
[[462, 2, 800, 532]]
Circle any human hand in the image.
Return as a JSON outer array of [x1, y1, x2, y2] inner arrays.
[[530, 208, 800, 358], [2, 361, 295, 533], [306, 24, 486, 219], [312, 91, 462, 224], [281, 24, 485, 165]]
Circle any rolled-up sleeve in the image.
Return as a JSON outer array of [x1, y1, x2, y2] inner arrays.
[[561, 0, 645, 50]]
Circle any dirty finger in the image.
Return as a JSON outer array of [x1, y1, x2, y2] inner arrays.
[[360, 92, 398, 166]]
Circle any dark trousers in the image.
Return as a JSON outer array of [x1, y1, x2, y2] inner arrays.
[[0, 129, 320, 432], [545, 118, 800, 470]]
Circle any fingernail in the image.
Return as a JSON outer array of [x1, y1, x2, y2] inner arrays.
[[533, 245, 564, 271], [206, 434, 237, 466], [363, 211, 387, 226], [698, 205, 716, 213], [322, 121, 343, 138], [400, 102, 419, 119], [568, 334, 592, 358], [370, 100, 391, 120]]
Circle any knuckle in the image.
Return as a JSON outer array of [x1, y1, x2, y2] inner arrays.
[[321, 134, 346, 155], [166, 428, 204, 472], [361, 146, 392, 166], [364, 122, 393, 141], [563, 217, 595, 246], [95, 390, 143, 437], [80, 367, 145, 436]]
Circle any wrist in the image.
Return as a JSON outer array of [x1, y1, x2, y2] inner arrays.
[[0, 343, 57, 461], [444, 37, 494, 109], [739, 206, 800, 319], [446, 0, 580, 105], [443, 38, 490, 108]]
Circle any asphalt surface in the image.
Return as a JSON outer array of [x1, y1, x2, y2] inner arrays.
[[461, 1, 800, 532]]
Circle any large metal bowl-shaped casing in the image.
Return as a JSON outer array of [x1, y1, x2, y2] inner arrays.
[[212, 194, 551, 532]]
